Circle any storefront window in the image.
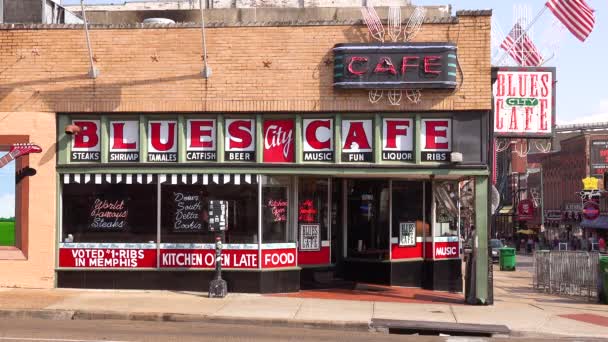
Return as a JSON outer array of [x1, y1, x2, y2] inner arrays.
[[392, 181, 427, 245], [347, 179, 389, 260], [433, 181, 459, 237], [262, 176, 293, 243], [62, 183, 157, 243], [298, 177, 329, 250], [0, 160, 15, 246], [160, 183, 258, 244]]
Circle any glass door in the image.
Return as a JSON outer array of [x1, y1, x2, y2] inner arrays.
[[346, 179, 390, 260]]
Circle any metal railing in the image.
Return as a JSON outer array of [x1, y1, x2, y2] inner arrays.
[[533, 250, 600, 300]]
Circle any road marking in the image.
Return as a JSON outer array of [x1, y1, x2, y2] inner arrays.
[[0, 337, 132, 342]]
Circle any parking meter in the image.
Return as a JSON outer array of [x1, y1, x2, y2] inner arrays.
[[208, 200, 228, 298]]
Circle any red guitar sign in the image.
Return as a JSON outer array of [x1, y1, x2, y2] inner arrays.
[[0, 143, 42, 168]]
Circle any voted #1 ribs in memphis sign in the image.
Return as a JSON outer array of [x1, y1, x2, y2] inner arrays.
[[492, 67, 556, 138], [333, 42, 458, 90]]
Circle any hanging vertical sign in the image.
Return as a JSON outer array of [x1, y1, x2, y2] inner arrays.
[[492, 67, 555, 137], [147, 120, 177, 162], [421, 119, 451, 162], [109, 120, 139, 162], [382, 118, 413, 161], [186, 119, 216, 161], [71, 120, 101, 162], [303, 119, 333, 162], [341, 119, 373, 162], [225, 119, 255, 162], [263, 119, 294, 163], [208, 200, 229, 231]]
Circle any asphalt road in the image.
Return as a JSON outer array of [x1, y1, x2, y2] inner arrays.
[[0, 318, 455, 342], [0, 318, 604, 342]]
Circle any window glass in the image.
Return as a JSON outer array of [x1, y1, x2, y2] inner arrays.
[[0, 160, 15, 246], [161, 183, 258, 244], [433, 181, 459, 237], [298, 177, 329, 249], [262, 176, 293, 243], [392, 181, 426, 245], [347, 179, 389, 260], [62, 183, 157, 243]]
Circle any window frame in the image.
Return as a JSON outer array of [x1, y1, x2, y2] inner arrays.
[[0, 135, 30, 260]]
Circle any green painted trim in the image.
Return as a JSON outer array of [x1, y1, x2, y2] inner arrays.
[[177, 115, 186, 163], [217, 115, 224, 163], [100, 116, 109, 164], [56, 166, 488, 176], [475, 175, 489, 304], [256, 115, 263, 163], [139, 115, 148, 163], [54, 173, 62, 287], [374, 113, 381, 163], [57, 115, 70, 165], [415, 114, 422, 164], [335, 114, 342, 165], [295, 115, 302, 164]]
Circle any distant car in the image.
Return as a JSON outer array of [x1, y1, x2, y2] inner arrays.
[[490, 239, 504, 263]]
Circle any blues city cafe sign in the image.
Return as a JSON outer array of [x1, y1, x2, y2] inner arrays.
[[492, 67, 556, 138], [69, 117, 452, 163], [333, 43, 458, 89]]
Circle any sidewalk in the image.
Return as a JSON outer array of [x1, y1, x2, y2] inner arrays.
[[0, 260, 606, 339]]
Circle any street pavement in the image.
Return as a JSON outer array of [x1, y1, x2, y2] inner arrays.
[[0, 254, 605, 340], [0, 318, 604, 342]]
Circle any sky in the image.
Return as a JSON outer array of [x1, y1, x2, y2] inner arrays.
[[0, 162, 15, 218]]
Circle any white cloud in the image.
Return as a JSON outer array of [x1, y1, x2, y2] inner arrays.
[[0, 193, 15, 218]]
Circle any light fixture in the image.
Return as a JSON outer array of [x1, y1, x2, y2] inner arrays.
[[451, 152, 463, 163], [64, 124, 82, 135]]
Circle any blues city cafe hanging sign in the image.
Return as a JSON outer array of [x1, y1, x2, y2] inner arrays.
[[69, 117, 452, 164], [492, 67, 556, 138], [333, 43, 458, 90]]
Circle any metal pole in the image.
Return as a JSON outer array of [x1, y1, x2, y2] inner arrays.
[[496, 6, 548, 66], [80, 0, 98, 78], [540, 164, 545, 237], [199, 0, 211, 78]]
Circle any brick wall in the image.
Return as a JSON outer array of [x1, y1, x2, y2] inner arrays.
[[0, 14, 490, 114]]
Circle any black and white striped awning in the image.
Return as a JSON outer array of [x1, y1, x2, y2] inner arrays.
[[62, 174, 257, 185]]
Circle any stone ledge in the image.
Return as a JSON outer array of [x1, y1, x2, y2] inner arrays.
[[0, 7, 494, 30]]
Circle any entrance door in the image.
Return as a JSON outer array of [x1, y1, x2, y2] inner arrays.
[[345, 179, 390, 261]]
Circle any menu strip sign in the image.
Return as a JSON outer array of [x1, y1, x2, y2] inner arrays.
[[382, 118, 413, 161], [186, 119, 216, 161], [71, 120, 101, 162], [148, 120, 177, 162], [421, 119, 451, 162], [303, 119, 334, 162], [225, 119, 255, 162], [109, 120, 139, 162], [341, 119, 373, 162]]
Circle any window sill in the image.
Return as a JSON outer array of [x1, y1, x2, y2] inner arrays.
[[0, 247, 27, 260]]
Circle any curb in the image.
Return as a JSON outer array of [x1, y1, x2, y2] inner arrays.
[[0, 308, 371, 332]]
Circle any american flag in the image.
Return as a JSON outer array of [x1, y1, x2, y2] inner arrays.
[[500, 23, 544, 67], [546, 0, 595, 42]]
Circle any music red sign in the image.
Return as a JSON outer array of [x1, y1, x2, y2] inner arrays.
[[434, 241, 460, 259], [263, 119, 294, 163]]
